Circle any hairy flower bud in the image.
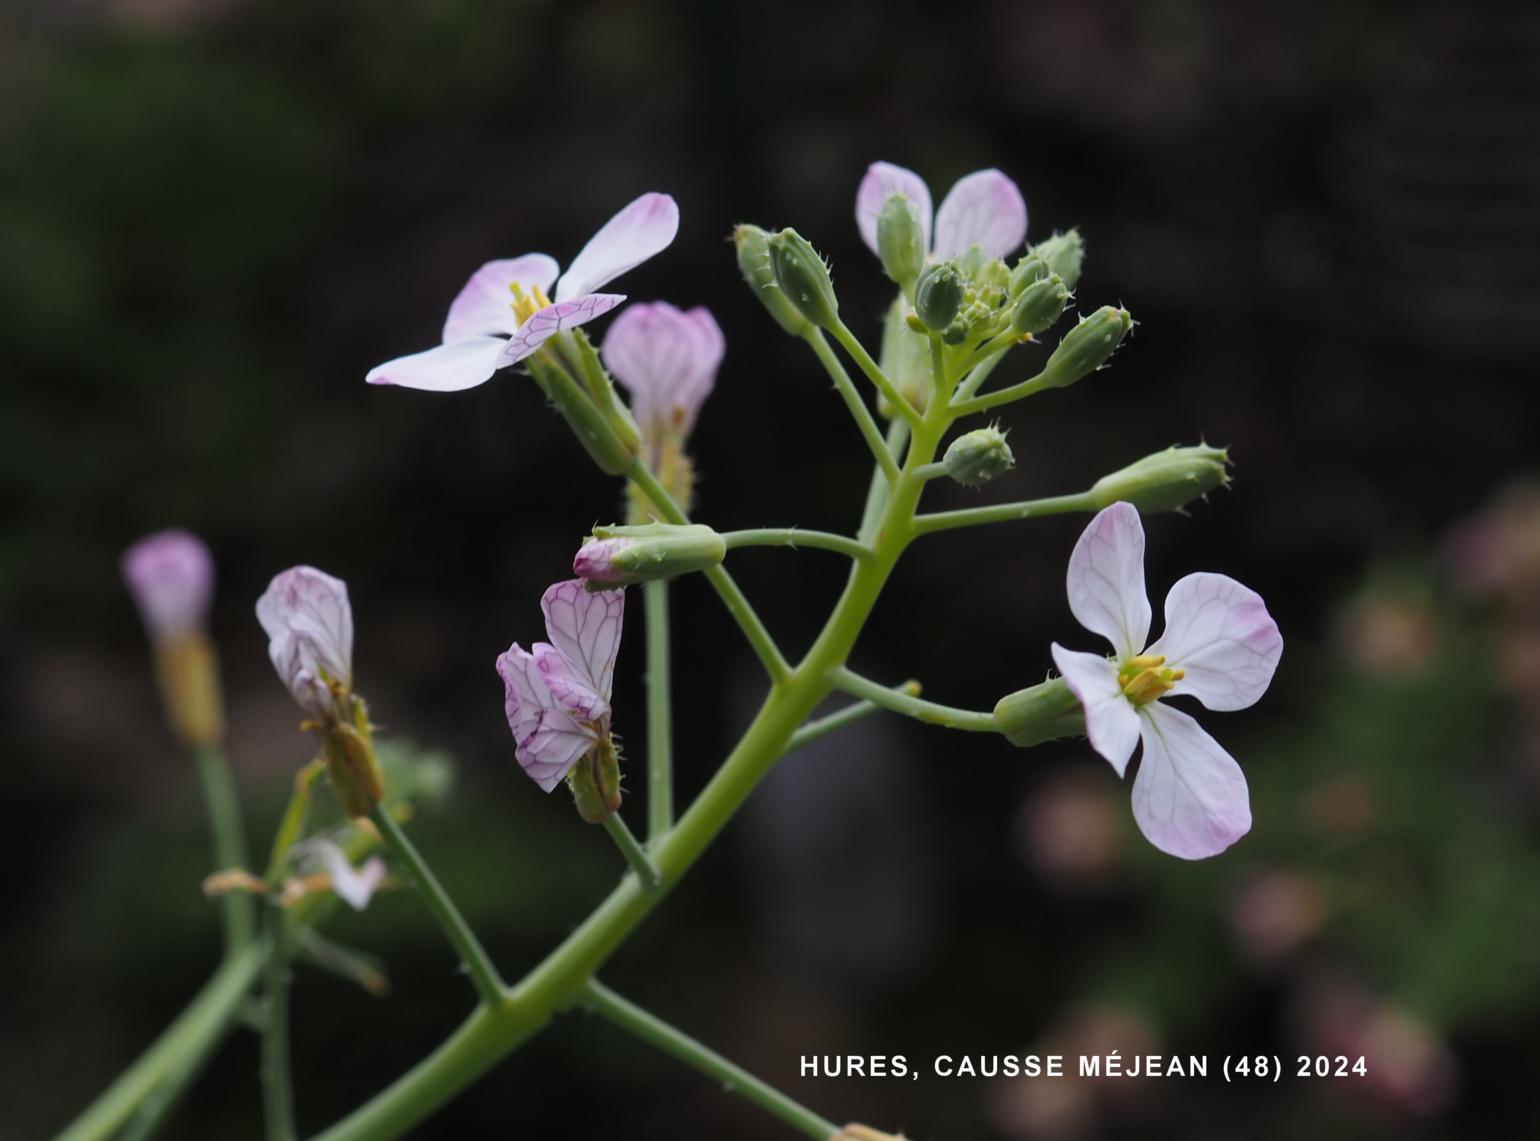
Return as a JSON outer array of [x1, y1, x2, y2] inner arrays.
[[1090, 444, 1231, 513], [575, 524, 726, 588], [1041, 306, 1132, 389], [1031, 228, 1085, 290], [943, 426, 1015, 487], [767, 228, 840, 330], [734, 224, 810, 336], [913, 262, 964, 331], [993, 677, 1085, 747], [1010, 274, 1071, 337], [875, 194, 925, 292]]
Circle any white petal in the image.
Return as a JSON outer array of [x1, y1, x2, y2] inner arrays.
[[1052, 643, 1140, 776], [932, 169, 1028, 259], [1146, 572, 1283, 712], [534, 641, 608, 722], [855, 161, 933, 256], [314, 843, 385, 911], [496, 294, 625, 367], [555, 192, 679, 301], [441, 254, 559, 343], [1066, 502, 1152, 658], [495, 644, 596, 792], [365, 337, 505, 392], [540, 579, 624, 702], [1131, 703, 1251, 859]]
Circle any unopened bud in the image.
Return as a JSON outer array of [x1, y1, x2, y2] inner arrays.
[[767, 228, 840, 330], [568, 735, 623, 823], [575, 523, 726, 588], [913, 262, 964, 331], [1030, 228, 1085, 290], [943, 426, 1015, 487], [734, 224, 810, 336], [1090, 444, 1230, 513], [876, 194, 926, 292], [1041, 306, 1132, 389], [1010, 274, 1071, 337], [993, 678, 1085, 748]]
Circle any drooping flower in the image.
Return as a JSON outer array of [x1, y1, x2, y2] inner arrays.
[[366, 192, 680, 392], [496, 579, 624, 793], [855, 161, 1028, 264], [256, 566, 355, 722], [1050, 502, 1282, 859], [122, 529, 214, 642], [306, 839, 386, 911], [602, 301, 724, 445]]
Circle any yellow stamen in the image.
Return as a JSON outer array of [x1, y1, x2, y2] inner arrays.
[[509, 281, 554, 326], [1118, 654, 1185, 705]]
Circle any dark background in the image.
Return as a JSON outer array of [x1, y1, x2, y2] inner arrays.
[[3, 0, 1539, 1137]]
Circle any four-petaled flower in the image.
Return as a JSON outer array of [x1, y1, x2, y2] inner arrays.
[[257, 566, 355, 722], [122, 529, 214, 642], [1051, 502, 1282, 859], [366, 192, 680, 392], [601, 301, 725, 447], [496, 580, 624, 792], [856, 161, 1028, 264], [303, 839, 386, 911]]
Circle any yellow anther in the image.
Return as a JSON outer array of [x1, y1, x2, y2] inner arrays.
[[1118, 654, 1181, 705], [509, 281, 554, 326]]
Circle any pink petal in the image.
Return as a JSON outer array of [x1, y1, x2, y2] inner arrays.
[[555, 192, 679, 302], [441, 254, 559, 343], [1147, 572, 1283, 712], [601, 301, 725, 437], [495, 644, 596, 792], [932, 169, 1028, 260], [1066, 502, 1152, 659], [855, 161, 933, 256], [1052, 643, 1140, 776], [1131, 703, 1251, 859], [496, 294, 625, 367], [122, 529, 214, 642], [540, 578, 624, 703], [365, 337, 505, 392], [533, 641, 608, 722], [256, 567, 353, 716]]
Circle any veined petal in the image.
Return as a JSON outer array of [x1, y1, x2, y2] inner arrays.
[[932, 169, 1028, 260], [495, 644, 596, 792], [856, 161, 933, 256], [497, 294, 625, 367], [1052, 643, 1140, 776], [540, 578, 624, 703], [555, 192, 679, 302], [365, 337, 505, 392], [1066, 502, 1152, 659], [441, 254, 559, 343], [533, 641, 608, 722], [1146, 572, 1283, 712], [602, 301, 725, 437], [256, 566, 353, 716], [1132, 702, 1251, 859]]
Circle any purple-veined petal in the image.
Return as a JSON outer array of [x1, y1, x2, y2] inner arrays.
[[555, 192, 679, 302], [1147, 572, 1283, 712], [573, 537, 631, 585], [122, 529, 214, 642], [365, 337, 505, 392], [1131, 702, 1251, 859], [1066, 502, 1152, 659], [540, 578, 624, 703], [497, 294, 625, 367], [1052, 643, 1140, 776], [312, 841, 386, 911], [855, 161, 933, 256], [533, 641, 608, 722], [441, 254, 560, 343], [932, 169, 1028, 260], [256, 567, 354, 717], [496, 644, 597, 792], [602, 301, 725, 438]]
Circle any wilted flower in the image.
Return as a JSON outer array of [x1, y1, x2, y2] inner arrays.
[[856, 161, 1028, 264], [305, 839, 386, 911], [1051, 502, 1282, 859], [256, 566, 355, 722], [366, 193, 679, 392], [122, 529, 214, 642]]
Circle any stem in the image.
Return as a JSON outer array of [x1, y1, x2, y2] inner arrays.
[[644, 579, 673, 843], [193, 743, 256, 951], [576, 979, 838, 1140], [262, 916, 297, 1141], [829, 320, 922, 428], [601, 813, 663, 891], [857, 418, 910, 544], [804, 330, 901, 484], [785, 682, 920, 751], [369, 806, 505, 1007], [832, 667, 998, 732], [952, 335, 1020, 403], [911, 490, 1099, 536], [722, 528, 872, 562], [951, 371, 1055, 417]]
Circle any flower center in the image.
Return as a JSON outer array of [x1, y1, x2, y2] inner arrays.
[[509, 281, 553, 327], [1118, 653, 1184, 706]]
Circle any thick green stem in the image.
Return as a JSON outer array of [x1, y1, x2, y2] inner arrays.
[[577, 979, 838, 1139], [785, 682, 920, 752], [262, 916, 297, 1141], [601, 812, 663, 890], [193, 743, 256, 951], [829, 320, 922, 428], [722, 528, 871, 562], [369, 806, 505, 1007], [832, 667, 998, 732], [804, 330, 901, 483], [912, 490, 1099, 536], [644, 579, 673, 843]]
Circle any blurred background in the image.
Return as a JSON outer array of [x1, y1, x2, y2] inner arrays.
[[3, 0, 1539, 1137]]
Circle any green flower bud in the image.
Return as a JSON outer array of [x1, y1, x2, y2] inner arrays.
[[734, 224, 810, 336], [1090, 444, 1230, 513], [943, 425, 1015, 487], [1041, 305, 1132, 389], [1009, 253, 1049, 294], [1030, 228, 1085, 290], [576, 523, 726, 588], [767, 228, 840, 330], [1010, 274, 1071, 337], [993, 678, 1084, 748], [876, 194, 926, 292], [568, 735, 622, 823], [914, 262, 964, 331]]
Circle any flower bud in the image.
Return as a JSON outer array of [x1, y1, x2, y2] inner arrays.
[[1041, 306, 1132, 389], [1090, 444, 1230, 513], [256, 566, 354, 723], [875, 194, 925, 292], [1010, 274, 1071, 337], [913, 262, 964, 331], [767, 228, 840, 330], [943, 426, 1015, 487], [574, 523, 726, 588], [993, 677, 1085, 747], [734, 224, 810, 336], [1031, 228, 1085, 290], [568, 735, 623, 823]]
